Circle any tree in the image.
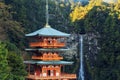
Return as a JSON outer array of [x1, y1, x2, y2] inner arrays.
[[0, 41, 27, 80], [0, 2, 25, 49], [7, 52, 27, 80], [70, 0, 103, 22], [0, 41, 10, 80]]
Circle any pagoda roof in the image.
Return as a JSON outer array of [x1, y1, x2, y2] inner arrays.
[[24, 60, 73, 65], [25, 48, 70, 52], [25, 25, 70, 37]]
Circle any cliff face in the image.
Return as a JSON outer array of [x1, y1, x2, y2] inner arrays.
[[65, 32, 99, 65]]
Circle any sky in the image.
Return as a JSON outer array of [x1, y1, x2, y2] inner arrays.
[[74, 0, 118, 3], [103, 0, 118, 3]]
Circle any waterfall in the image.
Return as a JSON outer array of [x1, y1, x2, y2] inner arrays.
[[78, 35, 84, 80]]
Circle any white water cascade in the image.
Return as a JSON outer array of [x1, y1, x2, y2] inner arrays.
[[78, 35, 84, 80]]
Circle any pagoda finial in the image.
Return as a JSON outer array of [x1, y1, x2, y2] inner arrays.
[[45, 23, 51, 28], [45, 0, 50, 28]]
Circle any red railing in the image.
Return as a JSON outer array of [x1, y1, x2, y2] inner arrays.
[[26, 74, 77, 79], [30, 42, 65, 48], [32, 56, 63, 60]]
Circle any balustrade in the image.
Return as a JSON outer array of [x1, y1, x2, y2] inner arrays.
[[27, 73, 77, 79], [32, 55, 63, 60], [29, 38, 65, 48]]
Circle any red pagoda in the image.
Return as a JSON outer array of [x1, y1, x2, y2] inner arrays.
[[24, 0, 76, 80], [24, 24, 77, 80]]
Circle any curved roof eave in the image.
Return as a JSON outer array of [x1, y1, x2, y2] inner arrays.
[[25, 27, 70, 37], [24, 60, 73, 65], [25, 48, 70, 52]]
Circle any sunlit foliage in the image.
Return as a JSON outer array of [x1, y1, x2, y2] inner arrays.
[[70, 0, 103, 22], [113, 1, 120, 19], [70, 0, 120, 22]]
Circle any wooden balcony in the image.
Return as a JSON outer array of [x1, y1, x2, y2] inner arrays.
[[26, 74, 77, 80], [30, 42, 65, 48], [32, 56, 63, 61]]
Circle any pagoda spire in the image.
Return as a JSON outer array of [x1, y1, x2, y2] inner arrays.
[[45, 0, 50, 28]]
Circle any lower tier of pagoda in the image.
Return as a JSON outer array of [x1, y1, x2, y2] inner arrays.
[[24, 61, 76, 80], [26, 73, 76, 80]]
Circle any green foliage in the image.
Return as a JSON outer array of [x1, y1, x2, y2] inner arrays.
[[5, 41, 20, 54], [0, 2, 25, 49], [0, 2, 12, 20], [7, 52, 27, 80], [4, 0, 71, 32], [0, 41, 10, 80], [70, 1, 120, 79], [0, 41, 27, 79], [82, 4, 120, 80]]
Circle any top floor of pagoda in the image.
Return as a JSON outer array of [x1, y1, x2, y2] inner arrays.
[[25, 24, 70, 37]]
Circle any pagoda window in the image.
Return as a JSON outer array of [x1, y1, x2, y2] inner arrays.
[[48, 52, 52, 58], [43, 53, 47, 57], [42, 66, 47, 77], [47, 53, 50, 59], [43, 71, 47, 77], [43, 38, 47, 45], [48, 40, 51, 44], [48, 70, 51, 76], [53, 52, 58, 57], [43, 53, 47, 60], [55, 66, 60, 77], [47, 38, 52, 45], [53, 38, 57, 44], [56, 70, 60, 76], [50, 70, 54, 76]]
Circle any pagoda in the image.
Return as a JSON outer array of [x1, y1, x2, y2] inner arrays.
[[24, 0, 76, 80], [24, 24, 77, 80]]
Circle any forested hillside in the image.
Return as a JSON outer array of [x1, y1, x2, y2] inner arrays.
[[0, 0, 120, 80], [70, 0, 120, 80]]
